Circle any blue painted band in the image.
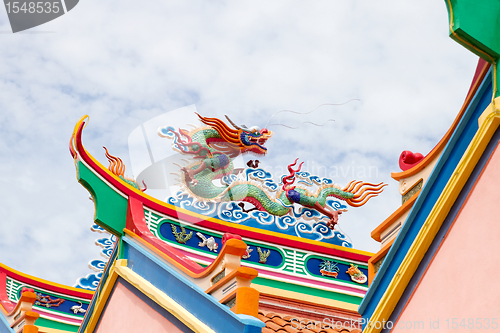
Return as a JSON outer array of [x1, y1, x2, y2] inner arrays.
[[238, 314, 266, 333], [381, 125, 500, 332], [78, 238, 119, 333], [237, 314, 265, 328], [122, 235, 261, 333]]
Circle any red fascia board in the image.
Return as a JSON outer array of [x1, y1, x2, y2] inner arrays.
[[125, 196, 206, 274], [0, 264, 92, 300]]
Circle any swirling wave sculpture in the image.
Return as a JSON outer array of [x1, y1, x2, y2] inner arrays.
[[158, 113, 386, 246]]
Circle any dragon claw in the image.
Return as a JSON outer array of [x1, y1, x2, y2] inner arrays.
[[181, 167, 198, 186], [327, 210, 342, 230], [327, 219, 337, 230]]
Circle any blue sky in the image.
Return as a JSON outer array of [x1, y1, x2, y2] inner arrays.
[[0, 0, 478, 286]]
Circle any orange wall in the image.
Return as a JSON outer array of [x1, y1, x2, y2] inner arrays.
[[393, 145, 500, 332], [95, 282, 185, 333]]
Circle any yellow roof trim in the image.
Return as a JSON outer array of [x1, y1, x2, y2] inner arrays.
[[113, 265, 216, 333], [82, 259, 216, 333], [82, 260, 125, 333], [371, 190, 420, 242], [364, 99, 500, 333]]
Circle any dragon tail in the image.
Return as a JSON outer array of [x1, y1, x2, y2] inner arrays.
[[342, 181, 387, 207]]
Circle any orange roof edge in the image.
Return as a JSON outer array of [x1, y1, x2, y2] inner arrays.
[[371, 190, 420, 242], [391, 59, 490, 181]]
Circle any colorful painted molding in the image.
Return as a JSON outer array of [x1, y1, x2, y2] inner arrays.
[[0, 262, 93, 332]]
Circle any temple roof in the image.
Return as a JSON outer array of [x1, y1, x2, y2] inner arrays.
[[258, 310, 361, 333], [391, 58, 490, 181], [0, 262, 93, 332], [360, 27, 500, 326]]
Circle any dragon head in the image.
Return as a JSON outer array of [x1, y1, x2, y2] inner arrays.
[[196, 113, 273, 155]]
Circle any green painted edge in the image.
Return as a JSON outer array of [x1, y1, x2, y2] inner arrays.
[[253, 276, 362, 305], [446, 0, 500, 57], [36, 317, 80, 332], [78, 161, 128, 236], [444, 0, 500, 97], [118, 238, 126, 260]]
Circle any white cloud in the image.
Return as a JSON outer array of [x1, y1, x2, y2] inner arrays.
[[0, 0, 478, 285]]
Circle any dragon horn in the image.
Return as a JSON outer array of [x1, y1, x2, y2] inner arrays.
[[224, 115, 242, 130]]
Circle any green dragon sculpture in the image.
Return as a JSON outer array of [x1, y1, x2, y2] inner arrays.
[[158, 113, 386, 229]]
